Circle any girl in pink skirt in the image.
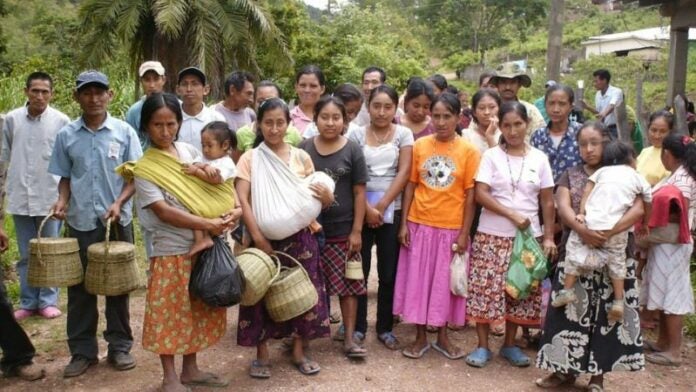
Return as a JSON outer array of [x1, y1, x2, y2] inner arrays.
[[394, 93, 481, 360]]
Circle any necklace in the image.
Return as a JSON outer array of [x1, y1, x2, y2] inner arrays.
[[505, 145, 527, 197], [370, 125, 393, 145]]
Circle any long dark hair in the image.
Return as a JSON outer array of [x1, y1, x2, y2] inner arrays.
[[253, 98, 290, 148], [140, 92, 183, 145], [431, 92, 463, 135], [662, 134, 696, 180], [471, 88, 501, 125]]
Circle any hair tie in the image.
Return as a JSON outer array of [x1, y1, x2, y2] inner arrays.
[[683, 135, 692, 146]]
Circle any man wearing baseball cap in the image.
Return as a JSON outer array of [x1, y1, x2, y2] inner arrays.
[[490, 63, 546, 138], [125, 60, 166, 147], [48, 70, 143, 378], [176, 66, 225, 151]]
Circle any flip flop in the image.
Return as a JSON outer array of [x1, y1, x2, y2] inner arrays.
[[249, 360, 271, 379], [643, 341, 664, 353], [534, 372, 576, 388], [294, 358, 321, 375], [378, 332, 399, 350], [401, 343, 431, 359], [344, 344, 368, 358], [431, 342, 465, 360], [587, 383, 604, 392], [182, 372, 229, 387], [645, 352, 681, 367]]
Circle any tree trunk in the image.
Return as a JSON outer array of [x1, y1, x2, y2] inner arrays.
[[546, 0, 564, 83]]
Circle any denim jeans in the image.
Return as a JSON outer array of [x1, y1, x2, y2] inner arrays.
[[0, 267, 36, 374], [13, 215, 62, 310]]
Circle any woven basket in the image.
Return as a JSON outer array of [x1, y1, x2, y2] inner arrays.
[[238, 248, 281, 306], [85, 218, 140, 296], [264, 251, 318, 322], [28, 214, 83, 287]]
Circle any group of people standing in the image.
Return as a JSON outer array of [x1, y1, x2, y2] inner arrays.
[[0, 60, 694, 392]]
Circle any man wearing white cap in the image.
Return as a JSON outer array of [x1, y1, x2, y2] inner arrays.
[[125, 61, 166, 149]]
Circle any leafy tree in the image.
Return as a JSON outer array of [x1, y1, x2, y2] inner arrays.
[[78, 0, 291, 98], [417, 0, 547, 57]]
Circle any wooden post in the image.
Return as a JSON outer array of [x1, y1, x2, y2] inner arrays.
[[616, 94, 631, 143], [666, 27, 688, 108], [545, 0, 565, 83], [674, 94, 689, 136], [635, 74, 647, 147]]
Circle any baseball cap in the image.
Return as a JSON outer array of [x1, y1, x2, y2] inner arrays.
[[76, 70, 109, 91], [177, 67, 206, 85], [490, 62, 532, 88], [545, 80, 557, 88], [139, 61, 165, 77]]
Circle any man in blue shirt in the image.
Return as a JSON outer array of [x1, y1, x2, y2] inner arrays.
[[48, 70, 143, 378], [125, 61, 166, 149]]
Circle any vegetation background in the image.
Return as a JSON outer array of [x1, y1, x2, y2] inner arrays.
[[0, 0, 695, 333]]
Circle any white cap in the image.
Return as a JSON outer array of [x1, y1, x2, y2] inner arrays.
[[138, 61, 165, 77]]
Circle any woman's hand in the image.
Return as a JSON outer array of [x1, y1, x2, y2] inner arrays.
[[348, 230, 362, 255], [510, 212, 531, 230], [365, 206, 384, 228], [577, 226, 607, 248], [485, 115, 499, 137], [453, 233, 469, 254], [224, 207, 243, 224], [253, 235, 274, 255], [309, 183, 334, 209], [207, 214, 236, 236], [542, 237, 557, 259], [398, 224, 410, 247]]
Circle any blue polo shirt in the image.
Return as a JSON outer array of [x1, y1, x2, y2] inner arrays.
[[48, 114, 143, 231], [125, 98, 149, 150]]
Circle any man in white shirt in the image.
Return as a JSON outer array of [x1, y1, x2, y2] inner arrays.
[[176, 67, 225, 151], [0, 72, 69, 321], [214, 70, 256, 131], [582, 68, 622, 139]]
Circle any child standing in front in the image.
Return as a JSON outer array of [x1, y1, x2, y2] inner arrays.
[[184, 121, 237, 256], [552, 141, 652, 322]]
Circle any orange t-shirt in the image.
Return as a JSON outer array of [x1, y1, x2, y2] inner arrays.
[[407, 135, 481, 229]]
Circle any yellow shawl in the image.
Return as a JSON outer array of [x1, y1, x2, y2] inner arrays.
[[116, 147, 235, 218]]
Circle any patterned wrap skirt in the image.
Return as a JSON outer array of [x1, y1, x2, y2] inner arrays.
[[466, 232, 542, 326], [321, 236, 367, 296], [392, 222, 467, 327], [142, 255, 227, 355], [537, 233, 644, 375], [237, 229, 330, 346]]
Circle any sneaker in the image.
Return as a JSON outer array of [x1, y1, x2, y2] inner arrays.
[[13, 309, 36, 321], [63, 355, 98, 378], [107, 351, 136, 371], [608, 299, 624, 323], [38, 306, 62, 319], [551, 289, 577, 308]]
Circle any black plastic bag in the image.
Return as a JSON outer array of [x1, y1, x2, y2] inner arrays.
[[189, 236, 245, 307]]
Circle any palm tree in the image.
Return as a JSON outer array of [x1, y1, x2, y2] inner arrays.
[[79, 0, 292, 98]]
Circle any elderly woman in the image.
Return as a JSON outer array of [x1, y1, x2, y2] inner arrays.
[[465, 102, 556, 368], [235, 98, 333, 378], [119, 93, 240, 392], [536, 121, 645, 392]]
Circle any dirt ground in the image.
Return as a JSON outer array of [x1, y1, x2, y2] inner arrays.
[[2, 263, 696, 392]]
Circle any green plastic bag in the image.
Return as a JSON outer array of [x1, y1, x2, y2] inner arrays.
[[505, 228, 548, 300]]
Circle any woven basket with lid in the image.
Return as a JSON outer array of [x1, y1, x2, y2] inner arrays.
[[264, 251, 318, 322], [28, 213, 83, 287], [85, 218, 140, 296]]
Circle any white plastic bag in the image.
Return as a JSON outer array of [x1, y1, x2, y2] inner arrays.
[[450, 250, 469, 297], [251, 144, 334, 240]]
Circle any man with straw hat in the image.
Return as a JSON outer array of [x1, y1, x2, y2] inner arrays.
[[490, 62, 546, 138], [48, 70, 143, 378], [1, 72, 69, 322]]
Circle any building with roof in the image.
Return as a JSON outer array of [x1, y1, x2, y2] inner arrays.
[[582, 26, 696, 61]]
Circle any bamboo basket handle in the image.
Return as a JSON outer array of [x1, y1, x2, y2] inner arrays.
[[35, 210, 54, 267], [104, 217, 112, 261], [268, 254, 283, 284], [273, 251, 307, 278]]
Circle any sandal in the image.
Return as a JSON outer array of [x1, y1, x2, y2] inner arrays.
[[344, 344, 368, 358], [643, 341, 663, 353], [329, 311, 341, 324], [465, 347, 493, 368], [499, 346, 530, 367], [249, 360, 271, 379], [293, 358, 320, 375], [378, 332, 400, 350], [587, 383, 604, 392], [401, 343, 430, 359], [535, 372, 576, 388], [181, 372, 229, 387], [645, 352, 681, 367], [431, 342, 465, 360]]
